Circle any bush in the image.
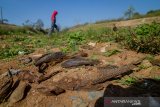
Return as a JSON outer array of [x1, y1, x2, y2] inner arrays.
[[125, 22, 160, 54], [66, 31, 86, 51]]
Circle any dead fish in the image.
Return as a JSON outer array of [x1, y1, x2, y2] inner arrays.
[[98, 65, 118, 73], [92, 64, 136, 85], [38, 70, 62, 83], [0, 76, 13, 103], [35, 52, 66, 67], [8, 81, 28, 105], [61, 57, 99, 68]]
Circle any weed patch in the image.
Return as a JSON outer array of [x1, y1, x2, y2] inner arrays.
[[119, 77, 137, 85], [104, 49, 121, 57]]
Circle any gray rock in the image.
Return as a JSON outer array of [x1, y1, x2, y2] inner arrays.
[[19, 57, 32, 64], [8, 69, 21, 77], [70, 96, 89, 107], [88, 91, 103, 101], [0, 69, 21, 78]]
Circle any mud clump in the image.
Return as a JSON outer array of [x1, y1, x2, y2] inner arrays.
[[151, 59, 160, 66], [37, 86, 65, 96], [54, 76, 104, 91], [17, 70, 61, 83]]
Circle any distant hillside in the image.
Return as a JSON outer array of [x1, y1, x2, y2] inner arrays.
[[0, 24, 46, 35], [71, 16, 160, 31], [71, 9, 160, 31]]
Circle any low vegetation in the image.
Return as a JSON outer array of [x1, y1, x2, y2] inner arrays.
[[0, 20, 160, 59], [118, 77, 138, 85], [104, 49, 121, 57]]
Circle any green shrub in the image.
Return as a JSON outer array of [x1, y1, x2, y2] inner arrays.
[[119, 77, 137, 85], [125, 22, 160, 54], [66, 31, 86, 52]]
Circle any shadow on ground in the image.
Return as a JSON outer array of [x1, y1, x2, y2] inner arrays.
[[95, 78, 160, 107]]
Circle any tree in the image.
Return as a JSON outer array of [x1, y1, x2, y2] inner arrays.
[[33, 19, 44, 30], [132, 12, 142, 19], [0, 19, 8, 24], [0, 7, 8, 24], [124, 6, 135, 19], [22, 19, 34, 27]]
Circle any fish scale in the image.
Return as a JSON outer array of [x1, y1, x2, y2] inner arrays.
[[92, 64, 136, 85]]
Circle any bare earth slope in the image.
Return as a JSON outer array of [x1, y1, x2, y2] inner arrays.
[[71, 16, 160, 31]]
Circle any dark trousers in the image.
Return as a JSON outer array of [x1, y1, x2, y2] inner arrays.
[[48, 21, 59, 36]]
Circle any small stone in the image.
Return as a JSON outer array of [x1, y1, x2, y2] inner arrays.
[[105, 43, 111, 48], [19, 57, 32, 64], [67, 78, 72, 83], [88, 42, 96, 47], [30, 54, 43, 60], [88, 91, 103, 101], [100, 47, 106, 53], [18, 51, 25, 55]]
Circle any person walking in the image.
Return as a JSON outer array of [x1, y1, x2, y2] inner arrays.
[[48, 10, 59, 36]]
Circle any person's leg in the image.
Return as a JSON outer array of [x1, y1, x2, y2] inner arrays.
[[48, 22, 55, 36], [54, 24, 59, 32]]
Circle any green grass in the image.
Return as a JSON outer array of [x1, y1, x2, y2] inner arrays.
[[145, 55, 155, 61], [118, 77, 138, 85], [104, 49, 121, 57], [90, 54, 99, 60], [0, 21, 160, 59], [153, 76, 160, 81], [138, 64, 148, 70], [0, 34, 56, 59]]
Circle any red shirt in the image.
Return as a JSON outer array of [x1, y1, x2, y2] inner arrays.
[[51, 10, 58, 22]]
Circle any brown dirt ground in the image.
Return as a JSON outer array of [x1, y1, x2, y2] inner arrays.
[[0, 42, 160, 107]]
